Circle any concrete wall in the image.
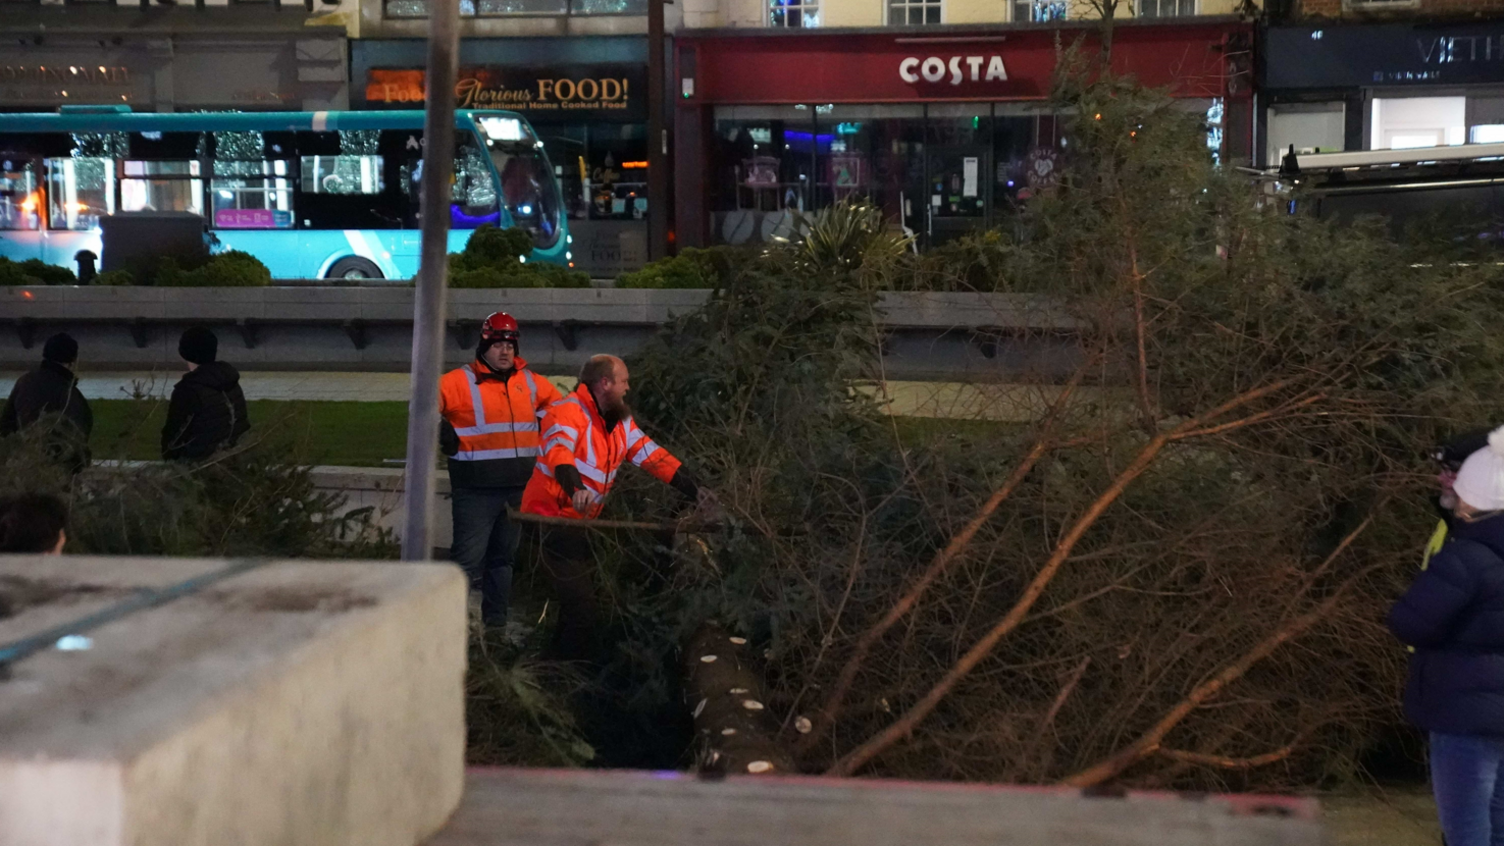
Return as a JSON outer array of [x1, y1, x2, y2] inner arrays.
[[0, 287, 1084, 381], [311, 465, 456, 549], [428, 768, 1324, 846]]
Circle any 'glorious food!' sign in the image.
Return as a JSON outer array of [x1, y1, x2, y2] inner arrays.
[[365, 66, 646, 120]]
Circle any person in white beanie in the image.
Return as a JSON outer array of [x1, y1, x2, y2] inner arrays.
[[1391, 425, 1504, 846]]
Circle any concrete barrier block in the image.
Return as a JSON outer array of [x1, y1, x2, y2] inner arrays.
[[0, 556, 466, 846], [447, 289, 559, 322], [265, 287, 365, 321], [161, 288, 269, 321], [359, 288, 418, 321], [10, 286, 169, 321], [309, 467, 454, 548], [881, 292, 1082, 331]]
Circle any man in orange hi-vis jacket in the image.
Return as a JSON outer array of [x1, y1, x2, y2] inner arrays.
[[522, 353, 718, 659], [440, 312, 562, 629]]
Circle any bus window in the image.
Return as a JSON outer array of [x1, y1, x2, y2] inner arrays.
[[47, 157, 116, 231], [452, 133, 500, 228], [392, 132, 501, 229], [0, 161, 41, 231], [486, 142, 561, 248], [212, 131, 292, 229], [301, 155, 384, 195], [297, 130, 392, 230], [122, 160, 203, 214]]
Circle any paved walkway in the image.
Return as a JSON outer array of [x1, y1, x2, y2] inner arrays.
[[0, 371, 1112, 421], [1323, 787, 1439, 845]]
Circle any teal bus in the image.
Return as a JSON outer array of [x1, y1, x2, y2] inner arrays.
[[0, 106, 571, 280]]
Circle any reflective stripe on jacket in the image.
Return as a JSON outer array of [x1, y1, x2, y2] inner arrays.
[[520, 382, 681, 519], [439, 356, 562, 488]]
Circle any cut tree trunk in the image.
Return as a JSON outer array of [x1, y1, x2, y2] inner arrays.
[[683, 622, 797, 776]]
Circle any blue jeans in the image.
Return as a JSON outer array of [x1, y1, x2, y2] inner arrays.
[[1432, 732, 1504, 846], [449, 485, 525, 626]]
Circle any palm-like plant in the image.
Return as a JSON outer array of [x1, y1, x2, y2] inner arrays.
[[776, 198, 914, 285]]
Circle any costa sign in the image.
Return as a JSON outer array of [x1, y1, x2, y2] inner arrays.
[[682, 25, 1248, 103], [899, 55, 1009, 85]]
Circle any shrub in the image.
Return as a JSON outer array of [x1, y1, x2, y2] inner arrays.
[[0, 257, 38, 286], [156, 251, 272, 287], [94, 269, 135, 286], [19, 258, 77, 286], [616, 246, 746, 289], [453, 224, 536, 271], [0, 401, 395, 558], [0, 256, 75, 286], [447, 224, 589, 288]]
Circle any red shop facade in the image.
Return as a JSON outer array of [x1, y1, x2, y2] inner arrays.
[[673, 20, 1253, 249]]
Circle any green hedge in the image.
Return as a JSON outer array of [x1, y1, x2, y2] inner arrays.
[[102, 250, 272, 288], [0, 257, 77, 286], [447, 224, 590, 288], [616, 246, 745, 289]]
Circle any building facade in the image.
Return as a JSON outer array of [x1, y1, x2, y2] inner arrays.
[[674, 20, 1254, 248], [352, 36, 653, 274], [1261, 21, 1504, 164], [0, 6, 349, 113], [680, 0, 1252, 29], [347, 0, 674, 274]]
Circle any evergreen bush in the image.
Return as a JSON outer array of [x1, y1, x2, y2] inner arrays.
[[616, 246, 746, 289], [0, 256, 76, 286], [447, 224, 590, 288]]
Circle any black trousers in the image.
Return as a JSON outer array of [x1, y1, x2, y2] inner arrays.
[[537, 524, 600, 661]]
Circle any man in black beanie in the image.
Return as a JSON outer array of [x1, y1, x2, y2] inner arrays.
[[162, 326, 250, 461], [1, 332, 92, 471]]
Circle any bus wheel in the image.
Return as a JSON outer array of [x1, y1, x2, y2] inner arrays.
[[327, 257, 383, 280]]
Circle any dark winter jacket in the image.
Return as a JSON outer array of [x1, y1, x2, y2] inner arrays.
[[162, 362, 250, 461], [1389, 511, 1504, 737], [0, 360, 92, 468]]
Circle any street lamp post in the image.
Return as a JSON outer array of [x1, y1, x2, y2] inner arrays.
[[401, 0, 461, 561], [647, 0, 668, 261]]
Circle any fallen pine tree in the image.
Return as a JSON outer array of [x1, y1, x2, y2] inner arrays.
[[571, 59, 1504, 790]]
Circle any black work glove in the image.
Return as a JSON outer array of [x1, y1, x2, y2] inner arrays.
[[555, 463, 584, 497], [439, 420, 459, 458], [670, 467, 700, 500]]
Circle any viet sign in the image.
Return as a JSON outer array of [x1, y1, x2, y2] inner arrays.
[[365, 66, 646, 121], [1266, 23, 1504, 89]]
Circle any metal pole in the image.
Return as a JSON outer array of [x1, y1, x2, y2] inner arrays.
[[647, 0, 667, 261], [401, 0, 461, 561]]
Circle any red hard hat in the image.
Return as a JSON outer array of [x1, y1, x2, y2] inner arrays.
[[480, 311, 520, 345]]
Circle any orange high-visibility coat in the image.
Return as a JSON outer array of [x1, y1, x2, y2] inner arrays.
[[520, 382, 681, 519], [439, 356, 562, 488]]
